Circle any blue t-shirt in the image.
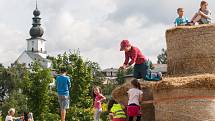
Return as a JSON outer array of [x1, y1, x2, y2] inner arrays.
[[175, 17, 188, 26], [56, 75, 71, 96]]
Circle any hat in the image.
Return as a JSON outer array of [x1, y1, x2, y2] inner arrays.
[[120, 40, 131, 51]]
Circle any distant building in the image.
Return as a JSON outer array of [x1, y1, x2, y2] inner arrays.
[[16, 5, 51, 68], [102, 68, 118, 84]]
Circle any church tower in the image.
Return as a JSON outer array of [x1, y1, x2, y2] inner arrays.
[[16, 1, 51, 68], [27, 2, 46, 58]]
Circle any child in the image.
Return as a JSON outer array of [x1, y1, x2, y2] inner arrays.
[[108, 99, 126, 121], [93, 86, 106, 121], [5, 108, 20, 121], [127, 79, 143, 121], [175, 8, 189, 26], [190, 1, 211, 25], [56, 68, 71, 121], [120, 40, 162, 81]]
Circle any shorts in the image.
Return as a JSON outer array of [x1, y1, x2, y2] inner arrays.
[[58, 95, 70, 110]]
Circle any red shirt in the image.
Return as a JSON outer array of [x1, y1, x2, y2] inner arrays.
[[124, 46, 146, 65]]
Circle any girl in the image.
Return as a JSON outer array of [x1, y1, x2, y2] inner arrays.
[[93, 86, 106, 121], [190, 1, 211, 25], [108, 99, 126, 121], [127, 79, 143, 121]]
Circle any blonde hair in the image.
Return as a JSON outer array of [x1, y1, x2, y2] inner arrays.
[[8, 108, 15, 115]]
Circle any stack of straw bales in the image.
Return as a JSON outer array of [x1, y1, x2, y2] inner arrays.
[[112, 74, 215, 121], [166, 24, 215, 75], [112, 24, 215, 121]]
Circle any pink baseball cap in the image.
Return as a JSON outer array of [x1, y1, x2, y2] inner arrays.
[[120, 40, 131, 51]]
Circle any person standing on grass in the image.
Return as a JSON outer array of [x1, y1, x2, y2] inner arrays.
[[93, 86, 106, 121], [5, 108, 21, 121], [56, 68, 71, 121]]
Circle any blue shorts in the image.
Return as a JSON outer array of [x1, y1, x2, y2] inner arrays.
[[58, 95, 70, 110]]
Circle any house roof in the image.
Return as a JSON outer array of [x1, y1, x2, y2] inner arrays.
[[26, 51, 50, 63], [102, 68, 118, 73]]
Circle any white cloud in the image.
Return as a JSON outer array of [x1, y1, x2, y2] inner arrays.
[[0, 0, 214, 69]]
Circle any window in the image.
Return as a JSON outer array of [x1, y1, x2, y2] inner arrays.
[[41, 48, 42, 52], [32, 48, 34, 52]]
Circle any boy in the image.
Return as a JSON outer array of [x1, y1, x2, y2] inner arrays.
[[120, 40, 148, 79], [175, 8, 189, 26], [56, 68, 71, 121], [120, 40, 162, 80], [191, 1, 211, 25]]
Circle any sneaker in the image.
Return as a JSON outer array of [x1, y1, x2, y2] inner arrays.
[[157, 72, 162, 80]]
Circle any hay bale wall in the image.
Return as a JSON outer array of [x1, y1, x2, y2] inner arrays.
[[112, 74, 215, 121], [166, 24, 215, 75], [154, 88, 215, 121]]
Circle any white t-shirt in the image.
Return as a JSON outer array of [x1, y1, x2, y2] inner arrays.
[[127, 88, 143, 105], [5, 115, 13, 121]]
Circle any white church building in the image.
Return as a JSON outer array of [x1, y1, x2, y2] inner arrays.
[[16, 5, 51, 68]]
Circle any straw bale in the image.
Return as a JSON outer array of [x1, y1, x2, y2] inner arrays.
[[154, 88, 215, 121], [112, 74, 215, 121], [166, 24, 215, 75]]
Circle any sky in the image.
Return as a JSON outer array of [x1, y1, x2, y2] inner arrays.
[[0, 0, 215, 69]]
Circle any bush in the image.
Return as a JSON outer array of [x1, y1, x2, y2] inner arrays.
[[66, 106, 93, 121], [44, 113, 60, 121]]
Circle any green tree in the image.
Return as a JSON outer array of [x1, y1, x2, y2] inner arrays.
[[116, 67, 133, 85], [0, 64, 29, 119], [157, 48, 167, 64], [22, 62, 52, 121]]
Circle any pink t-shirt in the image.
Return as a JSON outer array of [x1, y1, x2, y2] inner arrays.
[[94, 93, 103, 109]]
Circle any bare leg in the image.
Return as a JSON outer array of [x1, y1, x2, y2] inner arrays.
[[191, 13, 198, 22], [61, 110, 66, 121], [192, 15, 202, 23]]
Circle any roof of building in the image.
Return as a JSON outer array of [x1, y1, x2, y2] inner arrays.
[[102, 68, 118, 73], [26, 51, 50, 63]]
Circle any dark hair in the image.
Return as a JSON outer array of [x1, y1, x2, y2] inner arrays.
[[131, 79, 141, 90], [107, 99, 118, 113], [60, 67, 67, 73], [177, 8, 183, 13], [92, 86, 102, 102], [200, 0, 207, 6]]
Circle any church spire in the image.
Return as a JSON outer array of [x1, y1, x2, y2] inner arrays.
[[29, 0, 44, 38]]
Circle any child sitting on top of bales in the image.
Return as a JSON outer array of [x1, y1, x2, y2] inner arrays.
[[175, 8, 189, 26], [190, 0, 211, 25]]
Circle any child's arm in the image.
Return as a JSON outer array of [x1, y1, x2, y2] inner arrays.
[[199, 10, 211, 19], [98, 93, 106, 102], [139, 93, 143, 103]]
